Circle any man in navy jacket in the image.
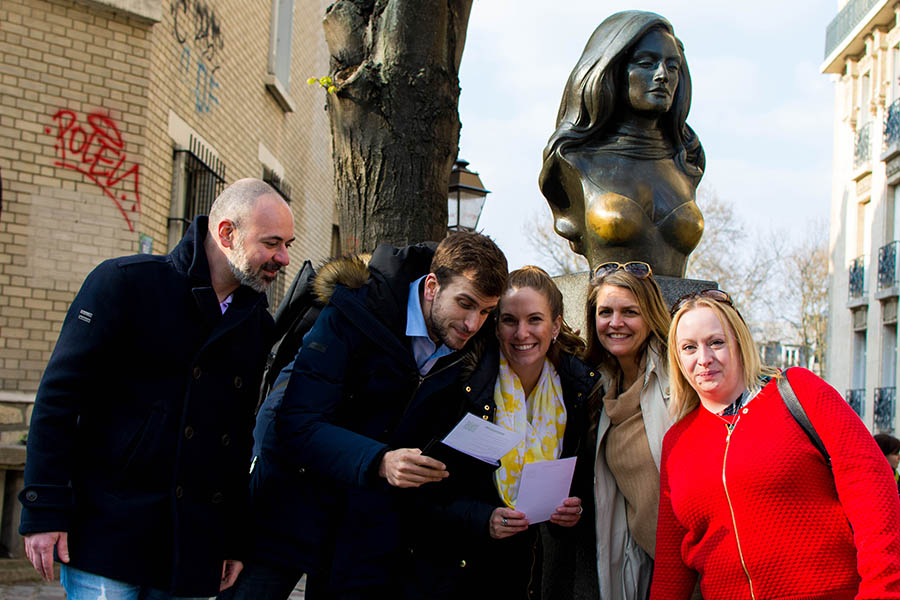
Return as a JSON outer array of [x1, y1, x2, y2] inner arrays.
[[20, 178, 294, 598], [220, 233, 509, 599]]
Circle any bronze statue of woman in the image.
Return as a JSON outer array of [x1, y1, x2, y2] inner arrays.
[[539, 11, 705, 277]]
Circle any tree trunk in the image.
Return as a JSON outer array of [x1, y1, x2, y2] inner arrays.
[[323, 0, 472, 253]]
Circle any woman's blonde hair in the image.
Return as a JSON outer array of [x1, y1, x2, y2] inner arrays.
[[500, 266, 585, 367], [583, 268, 670, 374], [667, 295, 778, 421]]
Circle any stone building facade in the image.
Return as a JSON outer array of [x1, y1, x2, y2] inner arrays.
[[823, 0, 900, 433], [0, 0, 336, 398]]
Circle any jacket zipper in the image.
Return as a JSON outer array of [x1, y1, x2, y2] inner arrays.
[[526, 530, 539, 598], [722, 422, 756, 600], [392, 353, 468, 433]]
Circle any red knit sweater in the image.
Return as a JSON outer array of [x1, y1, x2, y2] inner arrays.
[[651, 368, 900, 600]]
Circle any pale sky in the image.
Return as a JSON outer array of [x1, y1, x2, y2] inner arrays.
[[458, 0, 837, 269]]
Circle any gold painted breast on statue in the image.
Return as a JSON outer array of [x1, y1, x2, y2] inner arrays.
[[586, 192, 652, 244], [656, 200, 704, 254]]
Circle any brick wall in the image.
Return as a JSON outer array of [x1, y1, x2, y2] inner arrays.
[[0, 0, 152, 392], [0, 0, 335, 392]]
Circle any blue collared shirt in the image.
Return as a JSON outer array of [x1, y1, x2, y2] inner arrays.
[[407, 275, 453, 375]]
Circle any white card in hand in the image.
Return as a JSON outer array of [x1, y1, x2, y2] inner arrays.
[[441, 412, 520, 463], [514, 456, 577, 524]]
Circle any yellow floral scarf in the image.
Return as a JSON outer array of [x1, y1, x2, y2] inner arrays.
[[493, 355, 567, 507]]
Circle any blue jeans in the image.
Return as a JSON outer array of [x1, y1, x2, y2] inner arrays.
[[61, 565, 208, 600]]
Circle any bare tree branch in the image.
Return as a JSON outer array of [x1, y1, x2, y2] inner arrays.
[[523, 210, 589, 276], [779, 220, 830, 374], [685, 187, 783, 321], [687, 188, 828, 373]]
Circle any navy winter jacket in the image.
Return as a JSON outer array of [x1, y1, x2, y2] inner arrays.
[[19, 218, 273, 596], [246, 244, 490, 591]]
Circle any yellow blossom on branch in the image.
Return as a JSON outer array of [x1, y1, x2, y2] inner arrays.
[[307, 76, 336, 94]]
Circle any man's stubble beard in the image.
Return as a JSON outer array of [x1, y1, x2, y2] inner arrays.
[[227, 232, 270, 294], [428, 297, 467, 351]]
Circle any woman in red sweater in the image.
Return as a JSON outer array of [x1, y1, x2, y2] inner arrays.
[[650, 290, 900, 600]]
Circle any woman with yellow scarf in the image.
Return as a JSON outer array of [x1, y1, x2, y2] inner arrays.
[[403, 266, 601, 600]]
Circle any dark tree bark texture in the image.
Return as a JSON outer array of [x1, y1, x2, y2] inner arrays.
[[323, 0, 473, 253]]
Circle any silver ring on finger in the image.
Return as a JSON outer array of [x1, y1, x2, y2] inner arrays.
[[501, 517, 508, 527], [576, 506, 583, 515]]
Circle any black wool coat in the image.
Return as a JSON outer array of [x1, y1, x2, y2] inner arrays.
[[402, 337, 601, 600], [19, 217, 274, 597]]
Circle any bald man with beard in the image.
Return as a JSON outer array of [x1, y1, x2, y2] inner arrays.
[[20, 179, 294, 599]]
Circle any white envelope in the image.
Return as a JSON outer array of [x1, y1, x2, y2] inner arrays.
[[514, 456, 577, 523]]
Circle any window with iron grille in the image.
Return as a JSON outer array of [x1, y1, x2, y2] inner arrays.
[[171, 135, 226, 238], [262, 167, 292, 203]]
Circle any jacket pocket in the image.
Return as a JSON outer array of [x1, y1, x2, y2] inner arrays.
[[115, 402, 165, 479]]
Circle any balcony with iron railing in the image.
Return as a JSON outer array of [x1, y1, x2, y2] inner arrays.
[[855, 121, 872, 171], [849, 256, 866, 304], [875, 386, 896, 432], [884, 99, 900, 161], [847, 388, 866, 418], [878, 241, 899, 297]]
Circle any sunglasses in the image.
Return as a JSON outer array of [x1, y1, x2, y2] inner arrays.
[[670, 289, 737, 316], [592, 261, 653, 280]]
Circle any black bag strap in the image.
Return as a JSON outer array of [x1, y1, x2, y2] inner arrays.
[[777, 368, 831, 470], [256, 260, 322, 415]]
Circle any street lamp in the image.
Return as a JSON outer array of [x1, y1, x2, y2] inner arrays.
[[448, 159, 489, 232]]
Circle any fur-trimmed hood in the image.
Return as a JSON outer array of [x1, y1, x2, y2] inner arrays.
[[311, 243, 436, 344], [458, 333, 497, 383], [312, 254, 372, 305]]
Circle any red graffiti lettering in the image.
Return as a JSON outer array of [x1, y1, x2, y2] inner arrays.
[[45, 109, 142, 231]]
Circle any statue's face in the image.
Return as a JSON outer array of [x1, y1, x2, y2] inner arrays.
[[625, 28, 680, 114]]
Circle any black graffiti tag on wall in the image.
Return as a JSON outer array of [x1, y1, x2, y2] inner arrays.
[[172, 0, 223, 62], [171, 0, 223, 113]]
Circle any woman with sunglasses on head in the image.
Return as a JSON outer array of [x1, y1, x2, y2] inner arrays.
[[584, 260, 672, 600], [403, 266, 600, 600], [651, 290, 900, 600]]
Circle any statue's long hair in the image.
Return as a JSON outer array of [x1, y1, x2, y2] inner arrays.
[[540, 11, 704, 185]]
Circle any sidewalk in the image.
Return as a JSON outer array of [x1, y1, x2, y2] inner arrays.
[[0, 584, 307, 599], [0, 581, 65, 599], [0, 564, 306, 599]]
